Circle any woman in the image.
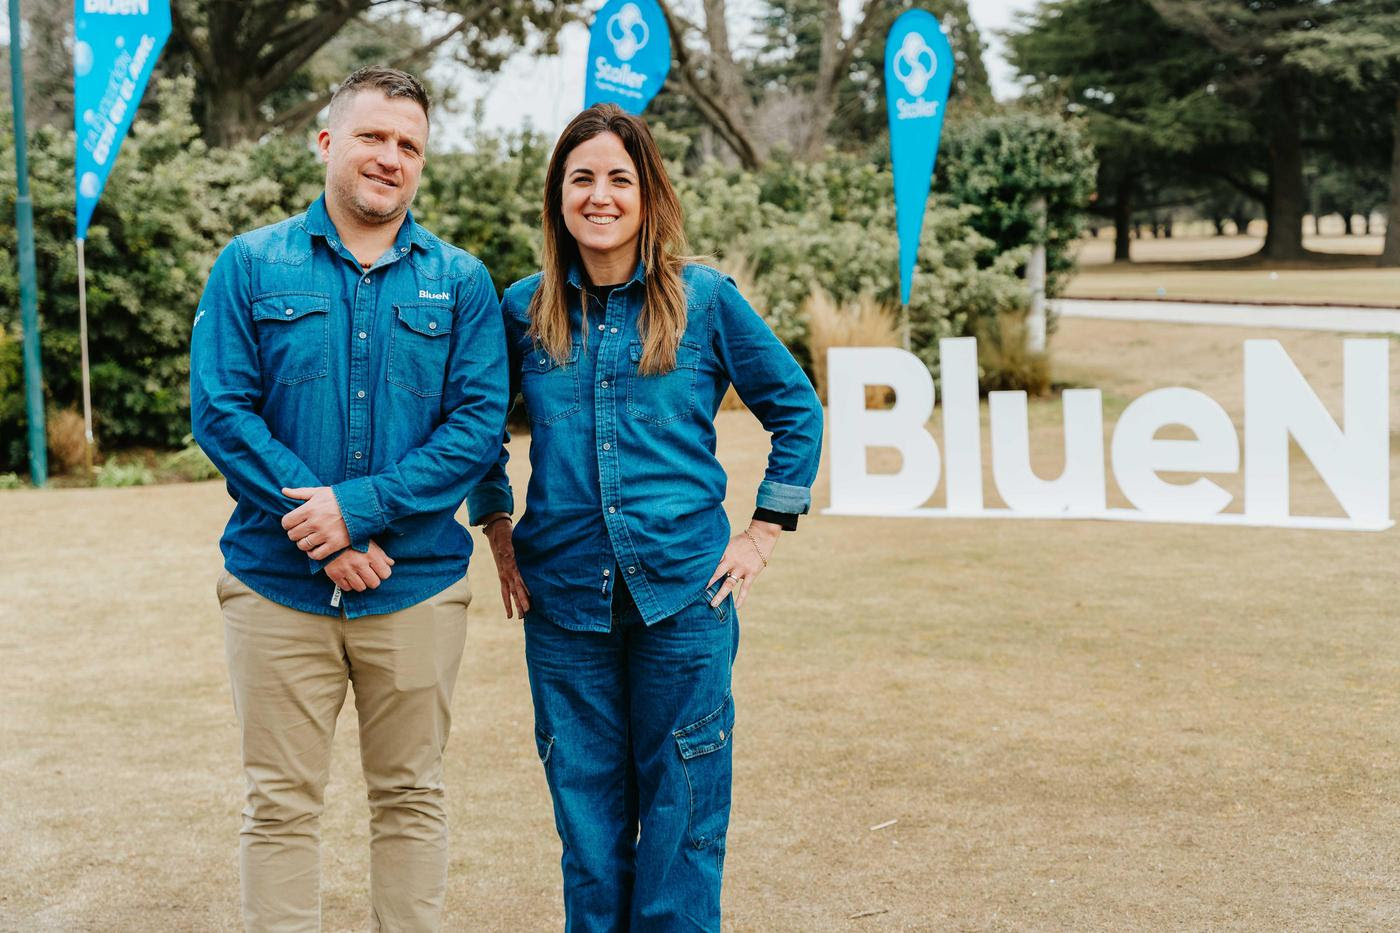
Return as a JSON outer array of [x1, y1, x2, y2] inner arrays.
[[467, 103, 823, 931]]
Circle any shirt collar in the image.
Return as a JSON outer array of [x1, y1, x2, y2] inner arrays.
[[303, 194, 431, 254], [566, 256, 646, 290]]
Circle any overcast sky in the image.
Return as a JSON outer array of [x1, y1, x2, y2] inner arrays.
[[436, 0, 1038, 145]]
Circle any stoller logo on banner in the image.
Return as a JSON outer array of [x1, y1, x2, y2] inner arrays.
[[608, 3, 649, 61], [73, 0, 171, 239], [585, 0, 670, 114], [885, 9, 955, 306]]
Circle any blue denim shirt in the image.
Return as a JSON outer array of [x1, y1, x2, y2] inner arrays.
[[191, 196, 509, 618], [467, 262, 823, 632]]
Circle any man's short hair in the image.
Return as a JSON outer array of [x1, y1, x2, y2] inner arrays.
[[328, 66, 431, 126]]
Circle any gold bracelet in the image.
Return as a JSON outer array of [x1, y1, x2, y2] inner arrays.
[[743, 528, 769, 567]]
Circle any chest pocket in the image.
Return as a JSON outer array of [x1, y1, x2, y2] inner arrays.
[[389, 303, 454, 397], [627, 340, 701, 425], [252, 292, 330, 386], [520, 344, 581, 426]]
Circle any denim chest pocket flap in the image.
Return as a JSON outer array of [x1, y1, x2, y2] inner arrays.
[[251, 292, 330, 385], [626, 340, 702, 425], [389, 302, 454, 397], [520, 344, 581, 426]]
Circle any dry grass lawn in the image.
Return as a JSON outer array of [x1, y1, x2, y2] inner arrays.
[[2, 318, 1399, 930], [1067, 235, 1400, 308]]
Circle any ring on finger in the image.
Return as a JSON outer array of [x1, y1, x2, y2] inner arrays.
[[726, 572, 742, 583]]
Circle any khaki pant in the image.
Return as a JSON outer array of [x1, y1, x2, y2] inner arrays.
[[218, 572, 472, 933]]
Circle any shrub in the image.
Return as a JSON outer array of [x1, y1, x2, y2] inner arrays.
[[937, 110, 1097, 298], [805, 287, 899, 404], [0, 472, 22, 490], [161, 433, 221, 482], [46, 407, 90, 475], [95, 458, 155, 487]]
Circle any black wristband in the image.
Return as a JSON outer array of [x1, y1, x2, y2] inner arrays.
[[752, 507, 798, 531]]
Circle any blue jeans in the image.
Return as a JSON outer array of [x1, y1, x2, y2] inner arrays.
[[524, 581, 739, 932]]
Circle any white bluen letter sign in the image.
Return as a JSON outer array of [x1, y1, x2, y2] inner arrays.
[[824, 338, 1392, 532]]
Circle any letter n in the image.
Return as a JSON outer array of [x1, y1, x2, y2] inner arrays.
[[1244, 339, 1389, 526]]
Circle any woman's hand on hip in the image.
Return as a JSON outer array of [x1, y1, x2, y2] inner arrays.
[[707, 519, 781, 610], [483, 515, 531, 620]]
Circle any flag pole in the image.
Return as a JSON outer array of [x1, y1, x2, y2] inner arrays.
[[76, 237, 94, 474], [9, 0, 47, 486]]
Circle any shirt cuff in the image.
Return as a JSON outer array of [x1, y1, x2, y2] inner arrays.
[[467, 483, 515, 525], [752, 507, 799, 531], [756, 480, 811, 515], [331, 477, 381, 552]]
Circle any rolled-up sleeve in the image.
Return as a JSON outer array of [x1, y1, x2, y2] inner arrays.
[[711, 275, 824, 515], [331, 261, 510, 542]]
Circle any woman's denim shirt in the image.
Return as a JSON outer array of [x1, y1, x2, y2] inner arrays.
[[467, 262, 823, 631], [191, 197, 509, 617]]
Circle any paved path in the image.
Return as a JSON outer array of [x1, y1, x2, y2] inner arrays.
[[1054, 298, 1400, 335]]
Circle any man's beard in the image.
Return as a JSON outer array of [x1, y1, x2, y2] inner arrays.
[[334, 173, 409, 225]]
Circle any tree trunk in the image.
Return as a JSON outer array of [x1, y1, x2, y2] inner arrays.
[[1163, 217, 1173, 238], [1343, 212, 1355, 236], [1381, 93, 1400, 267], [1259, 79, 1307, 261], [1113, 179, 1133, 262], [1213, 217, 1225, 236], [203, 83, 265, 147]]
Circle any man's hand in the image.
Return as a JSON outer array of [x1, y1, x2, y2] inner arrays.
[[282, 486, 351, 559], [325, 540, 395, 592], [482, 516, 531, 619]]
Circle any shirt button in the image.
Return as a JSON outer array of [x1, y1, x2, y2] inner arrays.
[[608, 506, 616, 514], [359, 331, 367, 339], [400, 246, 408, 253], [600, 381, 609, 388], [539, 358, 547, 365], [602, 443, 611, 451], [363, 276, 371, 284], [597, 324, 605, 331], [357, 390, 366, 399], [354, 451, 363, 460], [603, 569, 611, 576], [627, 566, 636, 574], [610, 327, 618, 334], [428, 321, 437, 330], [284, 308, 294, 316]]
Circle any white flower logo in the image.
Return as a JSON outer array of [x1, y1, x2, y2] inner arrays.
[[607, 3, 650, 62], [893, 31, 937, 98]]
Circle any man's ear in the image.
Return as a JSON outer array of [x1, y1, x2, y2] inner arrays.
[[316, 128, 332, 165]]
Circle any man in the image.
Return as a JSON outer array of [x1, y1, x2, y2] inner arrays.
[[190, 66, 508, 931]]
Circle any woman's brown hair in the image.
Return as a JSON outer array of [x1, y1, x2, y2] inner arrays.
[[529, 103, 691, 375]]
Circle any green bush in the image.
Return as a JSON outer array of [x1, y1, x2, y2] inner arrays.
[[95, 458, 156, 487], [937, 109, 1098, 297], [680, 151, 1029, 378]]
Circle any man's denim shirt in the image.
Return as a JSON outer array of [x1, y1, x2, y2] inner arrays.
[[467, 262, 823, 632], [191, 196, 508, 618]]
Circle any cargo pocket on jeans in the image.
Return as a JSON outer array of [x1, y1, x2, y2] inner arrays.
[[673, 694, 735, 849]]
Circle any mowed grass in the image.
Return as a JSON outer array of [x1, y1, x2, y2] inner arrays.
[[1067, 234, 1400, 307], [3, 318, 1399, 930]]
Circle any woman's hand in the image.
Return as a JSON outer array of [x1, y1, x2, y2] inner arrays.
[[707, 520, 781, 609], [483, 516, 531, 619]]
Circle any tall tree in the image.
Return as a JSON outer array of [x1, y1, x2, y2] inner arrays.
[[1278, 0, 1400, 264], [1006, 0, 1239, 261], [167, 0, 576, 146]]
